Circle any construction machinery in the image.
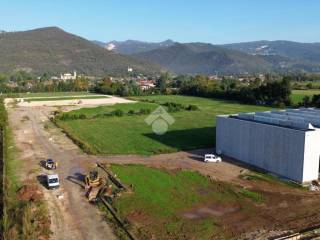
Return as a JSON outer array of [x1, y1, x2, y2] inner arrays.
[[84, 169, 115, 202], [85, 170, 106, 202], [85, 170, 101, 188], [45, 158, 58, 170]]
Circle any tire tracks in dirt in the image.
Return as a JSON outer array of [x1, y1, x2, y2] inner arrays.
[[9, 106, 116, 240]]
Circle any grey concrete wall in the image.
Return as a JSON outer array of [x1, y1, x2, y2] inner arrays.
[[216, 116, 309, 182], [303, 130, 320, 182]]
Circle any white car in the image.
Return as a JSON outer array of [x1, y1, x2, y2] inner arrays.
[[204, 154, 222, 163], [47, 174, 60, 189]]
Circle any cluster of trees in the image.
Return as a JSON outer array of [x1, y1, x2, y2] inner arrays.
[[0, 71, 90, 93], [299, 94, 320, 108], [239, 77, 291, 106], [93, 77, 143, 96], [57, 108, 153, 121], [0, 97, 7, 128], [0, 70, 303, 108], [140, 98, 199, 111], [93, 73, 292, 107], [289, 73, 320, 82], [176, 75, 291, 106]]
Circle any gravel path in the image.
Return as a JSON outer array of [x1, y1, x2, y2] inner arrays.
[[8, 106, 117, 240]]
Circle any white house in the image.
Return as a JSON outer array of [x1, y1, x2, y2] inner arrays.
[[60, 71, 77, 81]]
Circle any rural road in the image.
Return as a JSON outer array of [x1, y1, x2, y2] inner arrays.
[[9, 106, 117, 240]]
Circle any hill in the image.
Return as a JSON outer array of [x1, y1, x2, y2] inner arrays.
[[134, 43, 273, 75], [223, 40, 320, 63], [91, 40, 106, 48], [0, 27, 162, 76], [132, 41, 320, 74], [103, 39, 175, 54]]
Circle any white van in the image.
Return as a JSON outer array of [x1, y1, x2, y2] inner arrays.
[[47, 174, 60, 189], [204, 154, 222, 163]]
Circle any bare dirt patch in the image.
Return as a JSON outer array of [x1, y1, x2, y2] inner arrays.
[[183, 204, 240, 219], [17, 182, 44, 202], [6, 95, 135, 107]]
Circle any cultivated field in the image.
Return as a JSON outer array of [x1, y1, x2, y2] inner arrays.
[[108, 164, 320, 240], [55, 95, 270, 155], [291, 89, 320, 104]]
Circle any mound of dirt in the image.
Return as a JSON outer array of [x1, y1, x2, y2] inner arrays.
[[18, 184, 44, 202]]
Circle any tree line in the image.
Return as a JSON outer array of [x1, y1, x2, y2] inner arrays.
[[0, 70, 315, 108], [166, 75, 292, 107]]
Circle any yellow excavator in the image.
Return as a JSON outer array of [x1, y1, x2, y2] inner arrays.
[[85, 170, 101, 188], [85, 170, 112, 202]]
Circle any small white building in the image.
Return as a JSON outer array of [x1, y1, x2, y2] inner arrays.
[[60, 71, 77, 81], [216, 108, 320, 183], [139, 80, 156, 91]]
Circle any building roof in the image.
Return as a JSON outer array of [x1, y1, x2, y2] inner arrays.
[[228, 108, 320, 131]]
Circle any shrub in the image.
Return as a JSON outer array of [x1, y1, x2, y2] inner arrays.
[[128, 110, 135, 115], [93, 114, 103, 118], [186, 104, 199, 111], [167, 105, 179, 112], [113, 109, 124, 117], [52, 110, 61, 116], [139, 108, 151, 115], [79, 114, 87, 119]]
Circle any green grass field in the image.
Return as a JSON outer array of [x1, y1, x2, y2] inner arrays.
[[56, 95, 270, 155], [24, 95, 107, 102], [110, 164, 259, 239], [291, 90, 320, 104], [69, 102, 158, 118]]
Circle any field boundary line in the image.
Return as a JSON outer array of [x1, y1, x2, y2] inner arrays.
[[97, 162, 130, 191], [97, 162, 137, 240], [99, 197, 137, 240], [0, 127, 5, 240]]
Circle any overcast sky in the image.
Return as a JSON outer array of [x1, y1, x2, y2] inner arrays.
[[1, 0, 319, 44]]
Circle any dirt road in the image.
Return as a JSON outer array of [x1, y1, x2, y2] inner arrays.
[[8, 106, 117, 240], [94, 149, 246, 183]]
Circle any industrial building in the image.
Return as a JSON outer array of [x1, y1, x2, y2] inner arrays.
[[216, 108, 320, 183]]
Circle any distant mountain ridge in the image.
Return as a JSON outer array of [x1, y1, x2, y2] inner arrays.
[[93, 38, 320, 75], [133, 43, 273, 75], [94, 39, 176, 54], [0, 27, 162, 76], [223, 40, 320, 62], [2, 26, 320, 76]]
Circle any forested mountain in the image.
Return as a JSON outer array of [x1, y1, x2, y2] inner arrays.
[[0, 27, 162, 76], [132, 41, 320, 74], [133, 43, 273, 74], [223, 40, 320, 62], [103, 39, 175, 54]]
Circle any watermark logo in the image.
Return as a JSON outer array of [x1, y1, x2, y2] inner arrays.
[[145, 106, 175, 135]]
